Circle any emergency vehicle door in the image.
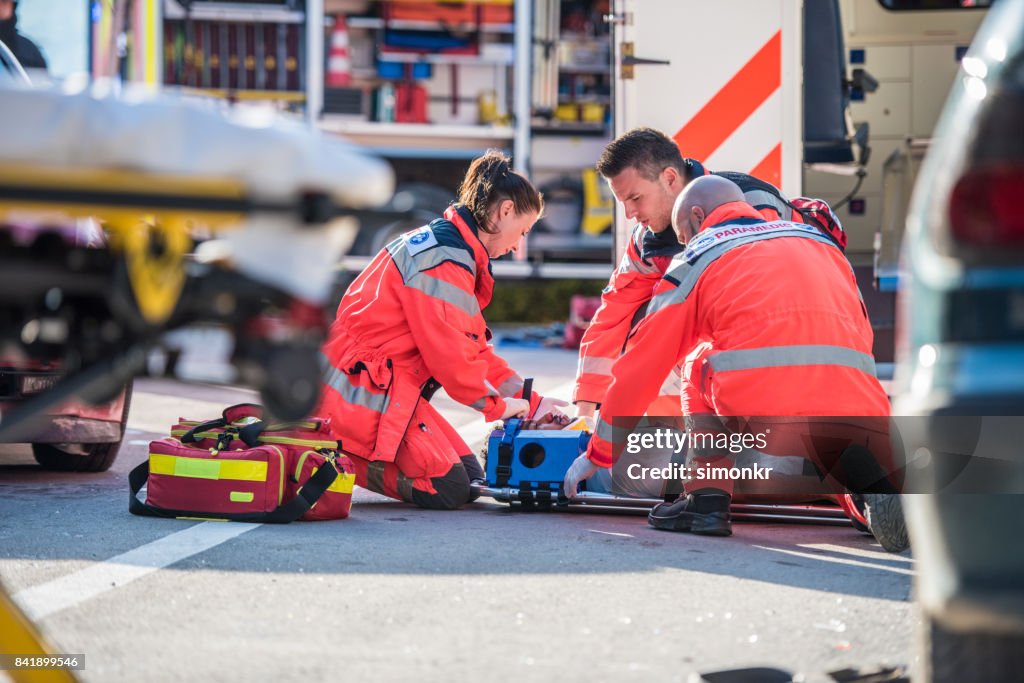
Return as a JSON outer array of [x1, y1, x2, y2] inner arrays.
[[609, 0, 804, 259]]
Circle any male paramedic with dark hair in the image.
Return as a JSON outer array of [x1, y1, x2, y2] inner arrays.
[[563, 175, 889, 537], [573, 127, 845, 421], [317, 150, 567, 510]]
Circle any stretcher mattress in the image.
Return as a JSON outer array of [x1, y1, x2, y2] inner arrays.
[[0, 85, 393, 207]]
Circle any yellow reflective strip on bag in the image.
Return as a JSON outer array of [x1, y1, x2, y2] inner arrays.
[[229, 491, 255, 503], [266, 421, 319, 431], [149, 453, 268, 481], [269, 446, 285, 505], [328, 472, 355, 494], [262, 435, 336, 449], [149, 453, 178, 476], [294, 451, 310, 482], [308, 466, 355, 494]]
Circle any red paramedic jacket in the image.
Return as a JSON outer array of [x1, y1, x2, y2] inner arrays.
[[586, 201, 888, 468], [574, 161, 821, 412], [318, 205, 536, 462]]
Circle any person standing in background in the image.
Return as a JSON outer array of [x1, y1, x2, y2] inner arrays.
[[0, 0, 48, 72]]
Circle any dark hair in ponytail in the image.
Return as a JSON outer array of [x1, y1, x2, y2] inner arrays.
[[457, 149, 544, 234]]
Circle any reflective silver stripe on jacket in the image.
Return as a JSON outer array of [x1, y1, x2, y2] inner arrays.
[[320, 353, 390, 414], [498, 375, 524, 398], [648, 226, 838, 318], [596, 416, 615, 443], [658, 367, 683, 396], [389, 242, 478, 279], [408, 273, 481, 318], [616, 244, 662, 275], [578, 355, 615, 378], [707, 345, 877, 376], [470, 381, 502, 410], [742, 189, 793, 220], [387, 242, 481, 318]]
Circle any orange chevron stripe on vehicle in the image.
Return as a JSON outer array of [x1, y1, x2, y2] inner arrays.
[[749, 143, 782, 188], [672, 31, 781, 162]]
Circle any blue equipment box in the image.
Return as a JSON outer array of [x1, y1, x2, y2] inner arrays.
[[485, 418, 590, 493]]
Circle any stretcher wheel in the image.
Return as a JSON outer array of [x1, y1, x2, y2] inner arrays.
[[864, 493, 909, 553]]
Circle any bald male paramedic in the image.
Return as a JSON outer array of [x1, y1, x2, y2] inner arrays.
[[563, 175, 890, 537], [574, 127, 845, 421]]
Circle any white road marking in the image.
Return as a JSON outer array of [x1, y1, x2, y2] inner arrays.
[[753, 545, 916, 576], [12, 379, 577, 620], [589, 529, 634, 538], [800, 543, 914, 563], [13, 521, 260, 620]]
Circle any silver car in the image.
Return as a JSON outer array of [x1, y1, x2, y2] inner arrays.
[[893, 0, 1024, 680]]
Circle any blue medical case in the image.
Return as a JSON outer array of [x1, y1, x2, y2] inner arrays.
[[485, 418, 590, 508]]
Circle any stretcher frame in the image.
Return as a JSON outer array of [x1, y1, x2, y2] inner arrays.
[[480, 487, 854, 526]]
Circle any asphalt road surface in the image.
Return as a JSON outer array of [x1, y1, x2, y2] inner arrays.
[[0, 346, 915, 683]]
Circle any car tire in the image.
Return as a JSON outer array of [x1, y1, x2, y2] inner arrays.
[[32, 441, 121, 472], [864, 493, 910, 553], [921, 615, 1024, 683], [30, 381, 133, 473]]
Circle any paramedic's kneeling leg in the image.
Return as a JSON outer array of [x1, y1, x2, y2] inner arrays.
[[346, 402, 487, 510]]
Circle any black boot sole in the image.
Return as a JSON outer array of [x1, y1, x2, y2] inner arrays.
[[648, 510, 733, 536]]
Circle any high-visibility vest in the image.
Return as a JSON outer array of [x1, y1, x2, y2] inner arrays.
[[318, 205, 526, 462], [573, 163, 814, 413], [588, 201, 886, 468]]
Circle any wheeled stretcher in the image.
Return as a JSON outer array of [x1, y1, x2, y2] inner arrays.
[[0, 85, 395, 440], [480, 416, 856, 527]]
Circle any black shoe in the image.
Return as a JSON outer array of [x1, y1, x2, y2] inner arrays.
[[648, 491, 733, 536]]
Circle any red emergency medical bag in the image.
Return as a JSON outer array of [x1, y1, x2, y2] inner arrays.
[[790, 196, 848, 251], [129, 404, 355, 523]]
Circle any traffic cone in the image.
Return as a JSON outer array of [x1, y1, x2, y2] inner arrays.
[[327, 16, 352, 87]]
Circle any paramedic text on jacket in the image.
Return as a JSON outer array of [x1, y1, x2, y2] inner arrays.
[[317, 151, 566, 510], [574, 127, 847, 420], [565, 175, 889, 535]]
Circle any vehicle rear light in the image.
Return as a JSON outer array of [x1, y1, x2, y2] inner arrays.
[[949, 165, 1024, 247]]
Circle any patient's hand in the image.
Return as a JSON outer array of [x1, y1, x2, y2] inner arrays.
[[521, 412, 573, 430]]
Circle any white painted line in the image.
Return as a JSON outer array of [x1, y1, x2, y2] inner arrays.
[[13, 521, 260, 620], [753, 545, 916, 576], [801, 543, 914, 564], [589, 529, 634, 538]]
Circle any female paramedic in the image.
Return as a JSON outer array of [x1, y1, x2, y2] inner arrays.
[[317, 150, 567, 509]]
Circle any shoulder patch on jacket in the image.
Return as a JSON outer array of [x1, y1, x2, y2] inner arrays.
[[404, 226, 439, 255], [388, 218, 477, 282]]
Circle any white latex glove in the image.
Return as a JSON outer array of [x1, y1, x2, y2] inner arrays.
[[533, 395, 570, 419], [574, 401, 598, 419], [500, 397, 531, 420], [562, 453, 600, 499]]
